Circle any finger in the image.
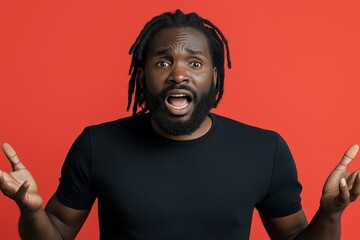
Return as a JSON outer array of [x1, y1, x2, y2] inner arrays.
[[346, 170, 360, 189], [1, 143, 26, 171], [350, 172, 360, 202], [335, 144, 359, 172], [14, 180, 30, 205], [337, 178, 350, 207], [0, 170, 16, 198]]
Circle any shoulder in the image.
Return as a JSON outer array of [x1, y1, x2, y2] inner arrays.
[[84, 114, 150, 135], [69, 114, 151, 147], [213, 113, 281, 143]]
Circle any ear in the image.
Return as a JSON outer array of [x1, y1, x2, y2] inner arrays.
[[213, 67, 218, 87], [137, 68, 145, 88]]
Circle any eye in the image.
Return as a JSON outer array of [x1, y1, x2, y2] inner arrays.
[[189, 61, 202, 69], [156, 61, 171, 68]]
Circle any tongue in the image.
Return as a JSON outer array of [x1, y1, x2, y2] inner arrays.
[[168, 97, 188, 107]]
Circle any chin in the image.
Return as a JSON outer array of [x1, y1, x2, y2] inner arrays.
[[151, 108, 209, 136], [165, 111, 194, 122]]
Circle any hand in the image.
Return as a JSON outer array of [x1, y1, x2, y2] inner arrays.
[[320, 144, 360, 216], [0, 143, 43, 213]]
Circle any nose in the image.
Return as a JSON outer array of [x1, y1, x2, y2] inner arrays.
[[167, 63, 189, 84]]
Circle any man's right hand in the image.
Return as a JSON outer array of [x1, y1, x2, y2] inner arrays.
[[0, 143, 43, 214], [0, 143, 91, 240]]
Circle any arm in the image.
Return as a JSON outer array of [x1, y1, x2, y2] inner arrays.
[[260, 144, 360, 240], [18, 195, 90, 240], [260, 209, 341, 240], [0, 143, 90, 240]]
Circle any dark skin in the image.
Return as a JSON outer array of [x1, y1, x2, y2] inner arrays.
[[0, 27, 359, 240], [139, 27, 217, 140]]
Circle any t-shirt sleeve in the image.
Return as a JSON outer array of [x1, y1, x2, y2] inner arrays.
[[55, 128, 96, 210], [256, 134, 302, 217]]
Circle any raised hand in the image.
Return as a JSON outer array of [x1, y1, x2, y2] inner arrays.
[[0, 143, 43, 213], [320, 144, 360, 215]]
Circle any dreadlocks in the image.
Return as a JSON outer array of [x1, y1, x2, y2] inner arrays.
[[127, 9, 231, 115]]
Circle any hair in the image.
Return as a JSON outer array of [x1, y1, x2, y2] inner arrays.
[[127, 9, 231, 115]]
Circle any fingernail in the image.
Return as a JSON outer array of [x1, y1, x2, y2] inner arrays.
[[23, 181, 30, 188], [340, 178, 346, 187]]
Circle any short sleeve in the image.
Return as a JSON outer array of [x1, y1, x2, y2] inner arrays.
[[55, 128, 96, 210], [256, 134, 302, 217]]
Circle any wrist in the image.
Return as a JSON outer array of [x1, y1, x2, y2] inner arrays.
[[20, 207, 43, 220], [316, 207, 342, 223]]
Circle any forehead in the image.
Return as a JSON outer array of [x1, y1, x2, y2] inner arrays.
[[147, 27, 211, 56]]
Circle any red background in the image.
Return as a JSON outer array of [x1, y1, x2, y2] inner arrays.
[[1, 0, 359, 239]]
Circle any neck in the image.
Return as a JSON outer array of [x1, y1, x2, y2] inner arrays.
[[150, 115, 212, 141]]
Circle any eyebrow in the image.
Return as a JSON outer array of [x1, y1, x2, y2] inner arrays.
[[185, 48, 204, 56], [153, 48, 205, 56], [154, 48, 171, 56]]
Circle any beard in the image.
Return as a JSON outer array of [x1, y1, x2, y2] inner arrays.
[[144, 82, 217, 136]]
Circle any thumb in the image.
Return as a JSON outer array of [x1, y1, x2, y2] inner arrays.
[[15, 180, 30, 204]]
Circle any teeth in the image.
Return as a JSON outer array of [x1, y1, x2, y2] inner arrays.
[[170, 94, 186, 97], [166, 93, 190, 110], [170, 102, 189, 110]]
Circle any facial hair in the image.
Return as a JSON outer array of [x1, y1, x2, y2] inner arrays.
[[144, 82, 217, 136]]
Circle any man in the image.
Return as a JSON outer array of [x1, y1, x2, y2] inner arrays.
[[0, 9, 359, 240]]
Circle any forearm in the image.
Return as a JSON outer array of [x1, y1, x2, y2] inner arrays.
[[293, 208, 341, 240], [18, 208, 62, 240]]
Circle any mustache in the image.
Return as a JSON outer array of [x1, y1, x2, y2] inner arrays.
[[158, 85, 197, 101]]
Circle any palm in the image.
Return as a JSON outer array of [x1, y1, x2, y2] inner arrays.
[[0, 143, 43, 212]]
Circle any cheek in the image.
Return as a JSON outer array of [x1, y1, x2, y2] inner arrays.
[[192, 72, 214, 92], [144, 70, 164, 94], [145, 80, 162, 96]]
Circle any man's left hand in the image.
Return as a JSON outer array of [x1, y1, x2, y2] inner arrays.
[[320, 144, 360, 217]]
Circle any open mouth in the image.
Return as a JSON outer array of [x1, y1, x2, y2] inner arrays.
[[166, 94, 191, 109], [164, 90, 193, 115]]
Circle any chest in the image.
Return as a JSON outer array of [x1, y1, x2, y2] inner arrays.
[[93, 143, 272, 231]]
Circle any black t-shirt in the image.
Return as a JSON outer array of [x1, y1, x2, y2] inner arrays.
[[56, 113, 302, 239]]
